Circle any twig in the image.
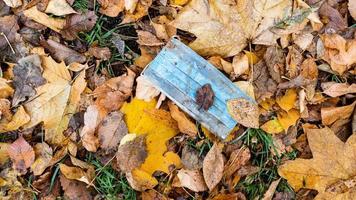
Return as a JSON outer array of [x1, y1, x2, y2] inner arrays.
[[87, 154, 116, 188], [1, 32, 15, 54]]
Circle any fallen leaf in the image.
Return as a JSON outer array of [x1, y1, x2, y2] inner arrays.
[[212, 193, 246, 200], [321, 101, 356, 126], [176, 169, 208, 192], [203, 143, 224, 191], [253, 60, 277, 102], [264, 45, 285, 83], [277, 109, 300, 131], [98, 111, 128, 151], [349, 0, 356, 20], [137, 30, 164, 46], [0, 15, 19, 50], [2, 0, 21, 7], [181, 145, 203, 170], [135, 75, 160, 101], [227, 98, 259, 128], [121, 98, 182, 190], [142, 189, 168, 200], [319, 2, 347, 32], [151, 16, 176, 41], [121, 0, 152, 23], [61, 11, 97, 40], [322, 82, 356, 97], [294, 32, 314, 51], [80, 105, 100, 152], [42, 39, 86, 64], [23, 56, 87, 145], [261, 119, 284, 134], [60, 175, 93, 200], [7, 137, 35, 174], [116, 134, 147, 173], [45, 0, 76, 16], [59, 164, 94, 185], [276, 89, 297, 112], [125, 170, 158, 191], [173, 0, 293, 57], [232, 53, 249, 77], [98, 0, 124, 17], [278, 127, 356, 199], [353, 108, 356, 135], [262, 178, 281, 200], [223, 146, 250, 179], [31, 143, 53, 176], [196, 83, 214, 111], [0, 143, 9, 165], [87, 46, 111, 61], [23, 6, 66, 32], [11, 55, 46, 106], [168, 101, 197, 137], [0, 106, 30, 133], [0, 78, 14, 99]]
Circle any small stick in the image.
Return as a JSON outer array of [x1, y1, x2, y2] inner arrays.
[[1, 32, 15, 54]]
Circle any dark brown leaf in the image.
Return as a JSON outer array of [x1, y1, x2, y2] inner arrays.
[[60, 175, 93, 200], [253, 61, 277, 102], [41, 39, 86, 64], [319, 2, 347, 32], [196, 83, 214, 111], [116, 135, 147, 173], [7, 137, 35, 174], [61, 11, 97, 40], [264, 45, 285, 83], [0, 15, 19, 50], [12, 54, 46, 106]]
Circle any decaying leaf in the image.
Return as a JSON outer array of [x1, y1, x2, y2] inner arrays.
[[176, 169, 208, 192], [173, 0, 294, 57], [168, 102, 197, 137], [0, 78, 14, 99], [0, 106, 30, 133], [196, 83, 214, 111], [23, 6, 66, 32], [98, 0, 124, 17], [31, 143, 53, 176], [60, 175, 93, 200], [321, 101, 356, 126], [116, 134, 147, 173], [253, 61, 277, 102], [61, 11, 97, 40], [45, 0, 76, 16], [87, 46, 111, 61], [121, 98, 182, 190], [98, 111, 128, 151], [322, 82, 356, 97], [223, 146, 250, 179], [137, 30, 164, 46], [7, 137, 35, 174], [23, 56, 87, 145], [203, 143, 224, 191], [278, 127, 356, 199], [12, 55, 46, 106], [227, 98, 259, 128], [181, 145, 203, 170], [0, 15, 19, 50], [42, 39, 86, 64], [81, 105, 100, 152]]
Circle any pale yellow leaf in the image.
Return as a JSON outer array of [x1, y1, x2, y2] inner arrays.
[[0, 106, 30, 133], [23, 6, 66, 32], [45, 0, 76, 16]]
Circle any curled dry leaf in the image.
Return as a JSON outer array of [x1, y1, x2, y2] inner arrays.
[[203, 143, 224, 191], [173, 0, 293, 57], [45, 0, 76, 16], [135, 75, 160, 102], [321, 101, 356, 126], [227, 98, 259, 128], [168, 101, 197, 137], [7, 137, 35, 174], [12, 55, 46, 106], [81, 105, 100, 152], [321, 82, 356, 97], [176, 169, 208, 192], [23, 6, 66, 32], [42, 39, 86, 64], [88, 46, 111, 61], [61, 11, 97, 40], [98, 111, 128, 151], [31, 142, 53, 176], [223, 146, 250, 178], [59, 163, 94, 185], [23, 56, 87, 145], [196, 83, 214, 111], [0, 15, 19, 50], [116, 134, 147, 173]]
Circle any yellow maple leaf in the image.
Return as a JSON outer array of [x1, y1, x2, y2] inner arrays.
[[277, 109, 300, 131], [261, 118, 284, 134], [121, 98, 182, 190], [173, 0, 293, 57], [276, 89, 297, 111], [279, 127, 356, 199], [23, 56, 86, 145]]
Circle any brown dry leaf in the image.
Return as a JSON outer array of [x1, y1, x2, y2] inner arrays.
[[88, 46, 111, 61], [23, 6, 66, 32], [0, 15, 19, 50], [80, 105, 100, 152], [264, 45, 285, 83], [151, 16, 176, 41], [7, 137, 35, 174], [142, 189, 168, 200], [121, 0, 152, 23], [116, 134, 147, 173], [322, 82, 356, 97], [176, 169, 208, 192], [0, 106, 30, 133], [223, 146, 250, 179], [42, 39, 86, 64], [253, 60, 277, 102], [59, 164, 94, 185], [181, 145, 203, 170], [61, 11, 97, 40], [98, 0, 124, 17], [11, 55, 46, 106], [353, 108, 356, 135], [98, 111, 128, 151], [203, 143, 224, 191], [0, 143, 9, 165], [134, 46, 155, 68], [319, 2, 347, 32], [321, 101, 356, 126], [137, 30, 164, 46], [0, 99, 11, 121], [196, 83, 214, 111], [135, 75, 160, 101], [173, 0, 293, 57], [278, 127, 356, 199], [23, 56, 87, 145], [60, 175, 93, 200], [227, 98, 259, 128], [0, 78, 14, 99], [2, 0, 21, 7], [286, 46, 303, 79], [262, 178, 281, 200], [45, 0, 76, 16], [212, 193, 246, 200], [31, 143, 53, 176], [350, 0, 356, 20], [320, 34, 356, 74], [168, 101, 197, 137]]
